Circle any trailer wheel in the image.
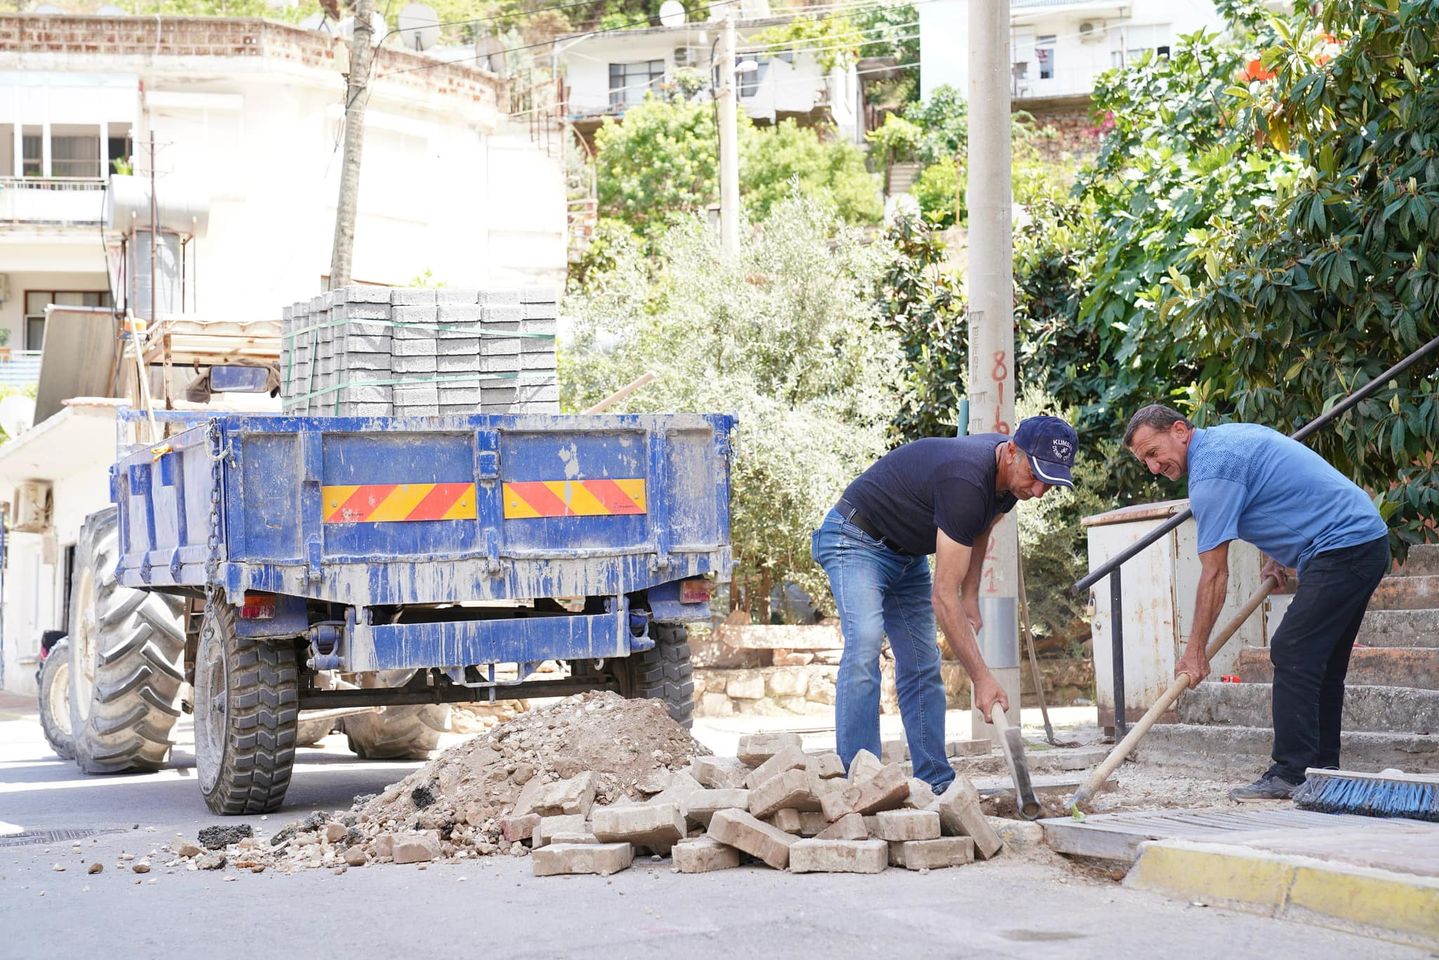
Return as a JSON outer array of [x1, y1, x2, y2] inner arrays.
[[616, 622, 695, 729], [68, 507, 187, 774], [194, 599, 299, 814], [38, 641, 75, 761], [341, 673, 449, 760]]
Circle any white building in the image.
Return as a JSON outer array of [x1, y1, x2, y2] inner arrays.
[[557, 12, 862, 143], [919, 0, 1230, 104], [0, 13, 567, 359]]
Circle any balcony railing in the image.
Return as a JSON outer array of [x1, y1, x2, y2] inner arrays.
[[0, 177, 107, 226], [0, 350, 44, 387]]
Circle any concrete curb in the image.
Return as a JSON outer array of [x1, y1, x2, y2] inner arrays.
[[1125, 838, 1439, 947]]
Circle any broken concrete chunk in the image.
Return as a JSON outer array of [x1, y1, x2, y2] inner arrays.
[[198, 824, 253, 850], [745, 745, 809, 790], [737, 732, 805, 766], [706, 808, 797, 870], [873, 809, 941, 842], [392, 831, 442, 865], [532, 842, 634, 877], [636, 770, 674, 795], [680, 789, 750, 827], [500, 813, 542, 843], [929, 776, 1003, 860], [846, 749, 882, 782], [693, 756, 752, 789], [591, 803, 686, 852], [536, 772, 597, 817], [672, 837, 741, 874], [790, 839, 888, 874]]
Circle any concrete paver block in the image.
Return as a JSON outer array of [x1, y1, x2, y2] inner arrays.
[[672, 838, 741, 874], [392, 831, 441, 864], [499, 813, 541, 843], [815, 813, 869, 841], [930, 777, 1003, 860], [847, 749, 882, 782], [693, 756, 752, 789], [648, 771, 705, 809], [680, 788, 750, 827], [548, 832, 599, 844], [592, 803, 686, 851], [824, 764, 911, 821], [532, 842, 634, 877], [873, 809, 941, 842], [799, 812, 829, 837], [534, 815, 587, 848], [805, 752, 846, 779], [904, 778, 938, 810], [947, 738, 992, 758], [737, 732, 805, 766], [881, 739, 909, 764], [890, 837, 975, 870], [707, 808, 797, 870], [790, 839, 889, 875], [769, 809, 803, 834], [749, 768, 824, 819], [745, 745, 809, 789], [535, 772, 597, 817]]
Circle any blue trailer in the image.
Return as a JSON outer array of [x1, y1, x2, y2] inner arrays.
[[78, 409, 732, 814]]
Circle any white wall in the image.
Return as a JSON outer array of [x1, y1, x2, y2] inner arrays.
[[920, 0, 1228, 101]]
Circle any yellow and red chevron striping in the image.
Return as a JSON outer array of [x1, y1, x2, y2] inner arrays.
[[322, 482, 477, 523], [503, 478, 646, 518]]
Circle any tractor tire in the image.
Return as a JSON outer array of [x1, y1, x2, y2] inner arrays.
[[194, 599, 299, 814], [295, 715, 335, 748], [68, 508, 187, 774], [616, 622, 695, 729], [341, 672, 448, 760], [37, 641, 75, 761]]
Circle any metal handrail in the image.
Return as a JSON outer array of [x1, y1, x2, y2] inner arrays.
[[1074, 331, 1439, 735]]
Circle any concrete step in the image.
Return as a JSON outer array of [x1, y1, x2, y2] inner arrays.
[[1394, 542, 1439, 577], [1140, 722, 1439, 776], [1177, 681, 1439, 735], [1368, 573, 1439, 610], [1234, 646, 1439, 689], [1355, 607, 1439, 648], [886, 160, 922, 195]]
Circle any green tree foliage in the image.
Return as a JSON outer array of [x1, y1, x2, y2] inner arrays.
[[910, 157, 961, 227], [561, 197, 900, 612], [742, 120, 882, 225], [750, 14, 865, 72], [593, 96, 882, 242], [902, 84, 968, 166]]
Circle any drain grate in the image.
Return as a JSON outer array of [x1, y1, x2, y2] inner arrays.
[[1039, 808, 1393, 863], [0, 828, 126, 848]]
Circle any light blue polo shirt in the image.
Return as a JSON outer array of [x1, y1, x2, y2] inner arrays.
[[1187, 423, 1387, 573]]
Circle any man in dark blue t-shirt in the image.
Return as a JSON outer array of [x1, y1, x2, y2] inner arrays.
[[811, 415, 1079, 791]]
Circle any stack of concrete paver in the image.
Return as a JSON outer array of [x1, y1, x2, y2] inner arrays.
[[522, 732, 1005, 877], [280, 285, 559, 417]]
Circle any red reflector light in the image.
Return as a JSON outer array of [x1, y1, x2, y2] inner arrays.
[[240, 592, 276, 620], [680, 578, 712, 604]]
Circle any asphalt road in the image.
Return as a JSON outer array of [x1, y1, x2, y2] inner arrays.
[[0, 697, 1425, 960]]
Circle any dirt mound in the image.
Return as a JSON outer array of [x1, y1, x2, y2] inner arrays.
[[173, 692, 709, 874]]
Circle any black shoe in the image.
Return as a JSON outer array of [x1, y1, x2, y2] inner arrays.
[[1228, 774, 1301, 802]]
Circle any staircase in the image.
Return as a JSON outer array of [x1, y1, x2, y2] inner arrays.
[[1142, 543, 1439, 776], [885, 160, 922, 196]]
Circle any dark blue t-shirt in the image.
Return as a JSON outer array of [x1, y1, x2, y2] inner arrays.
[[840, 434, 1018, 555]]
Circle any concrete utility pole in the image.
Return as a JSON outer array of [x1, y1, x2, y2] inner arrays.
[[964, 0, 1021, 740], [716, 8, 740, 254], [329, 0, 375, 289]]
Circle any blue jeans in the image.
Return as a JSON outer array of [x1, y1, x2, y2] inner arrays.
[[811, 509, 953, 791]]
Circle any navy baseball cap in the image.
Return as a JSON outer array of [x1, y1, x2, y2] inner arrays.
[[1013, 415, 1077, 488]]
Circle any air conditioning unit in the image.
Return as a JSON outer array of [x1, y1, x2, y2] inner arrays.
[[11, 480, 53, 533], [674, 46, 696, 67], [1078, 19, 1107, 43]]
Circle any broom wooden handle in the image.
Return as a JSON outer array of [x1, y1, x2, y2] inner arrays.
[[1070, 576, 1278, 809]]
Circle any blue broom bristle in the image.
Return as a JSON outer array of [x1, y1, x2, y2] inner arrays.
[[1292, 773, 1439, 822]]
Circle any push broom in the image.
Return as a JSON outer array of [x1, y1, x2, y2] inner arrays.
[[1068, 575, 1279, 815]]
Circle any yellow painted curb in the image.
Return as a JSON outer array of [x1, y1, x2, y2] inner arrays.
[[1126, 839, 1439, 945]]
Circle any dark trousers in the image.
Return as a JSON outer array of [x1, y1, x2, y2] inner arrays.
[[1267, 535, 1390, 783]]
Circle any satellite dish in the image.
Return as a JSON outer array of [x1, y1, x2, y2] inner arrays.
[[338, 11, 387, 45], [31, 3, 64, 12], [398, 3, 441, 51], [97, 4, 127, 14], [658, 0, 686, 27], [300, 12, 342, 34], [475, 33, 507, 76]]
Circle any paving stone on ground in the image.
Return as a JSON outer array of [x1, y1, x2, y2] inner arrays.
[[805, 752, 846, 779], [749, 768, 825, 818], [930, 777, 1003, 860], [768, 809, 803, 834], [534, 815, 588, 848], [693, 756, 753, 789], [889, 837, 975, 870], [815, 814, 869, 841], [745, 745, 810, 789], [706, 808, 798, 870], [824, 764, 911, 821], [737, 732, 805, 766], [672, 837, 741, 874], [873, 809, 941, 842], [847, 749, 882, 782], [680, 788, 750, 827], [591, 803, 686, 851], [532, 842, 634, 877], [790, 839, 889, 875]]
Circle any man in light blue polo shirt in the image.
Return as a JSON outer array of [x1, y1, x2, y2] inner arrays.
[[1124, 404, 1390, 801]]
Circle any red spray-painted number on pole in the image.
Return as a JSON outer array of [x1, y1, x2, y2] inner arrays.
[[991, 351, 1011, 434]]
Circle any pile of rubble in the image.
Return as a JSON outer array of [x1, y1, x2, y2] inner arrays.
[[160, 691, 1005, 877]]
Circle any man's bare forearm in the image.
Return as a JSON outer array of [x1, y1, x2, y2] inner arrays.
[[933, 588, 990, 680], [1186, 568, 1229, 653], [962, 529, 990, 602]]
